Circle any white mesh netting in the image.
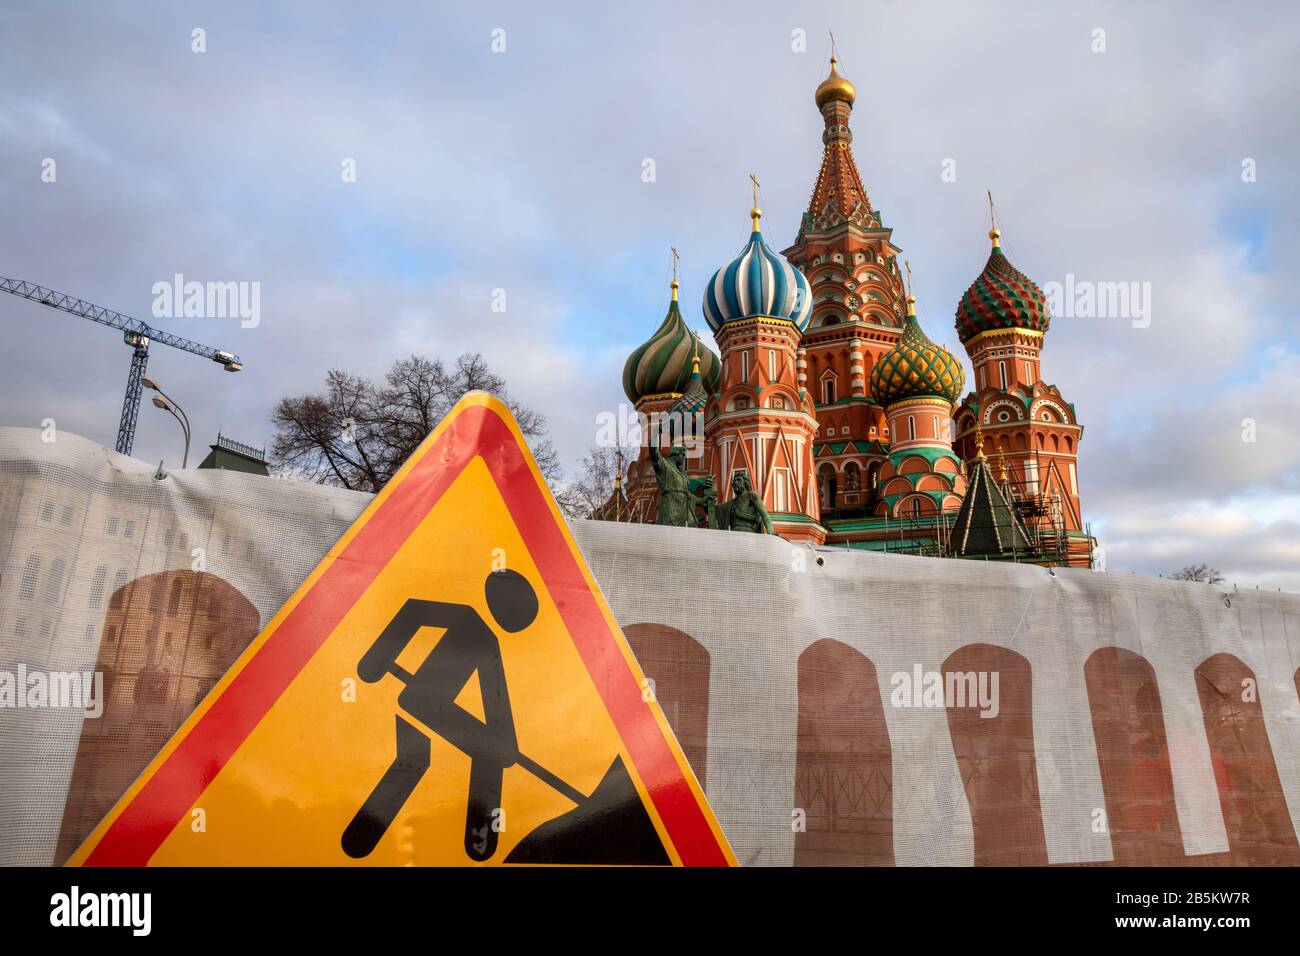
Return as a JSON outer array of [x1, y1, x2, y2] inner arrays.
[[2, 427, 1298, 866]]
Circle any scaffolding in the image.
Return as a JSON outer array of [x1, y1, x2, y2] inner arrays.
[[994, 448, 1074, 567]]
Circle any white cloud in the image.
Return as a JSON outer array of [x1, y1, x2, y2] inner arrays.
[[1, 1, 1298, 589]]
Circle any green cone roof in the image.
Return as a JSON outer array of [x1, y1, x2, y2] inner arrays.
[[950, 455, 1032, 557]]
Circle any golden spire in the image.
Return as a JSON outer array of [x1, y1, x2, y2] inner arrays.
[[815, 36, 857, 109], [997, 449, 1009, 482], [690, 331, 701, 375], [670, 246, 680, 301], [749, 173, 762, 231], [974, 420, 986, 461], [904, 260, 916, 315], [987, 190, 1001, 248]]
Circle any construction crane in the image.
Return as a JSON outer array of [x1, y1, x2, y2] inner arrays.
[[0, 276, 243, 456]]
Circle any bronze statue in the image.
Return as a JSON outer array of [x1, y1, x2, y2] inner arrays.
[[715, 472, 773, 534], [649, 445, 697, 527]]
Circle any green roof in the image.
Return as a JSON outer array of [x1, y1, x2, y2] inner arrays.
[[949, 456, 1031, 557], [198, 435, 269, 476]]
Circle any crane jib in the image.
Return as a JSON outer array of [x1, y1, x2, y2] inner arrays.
[[1, 275, 244, 456]]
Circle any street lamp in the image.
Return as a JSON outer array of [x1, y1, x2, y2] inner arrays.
[[143, 376, 191, 468]]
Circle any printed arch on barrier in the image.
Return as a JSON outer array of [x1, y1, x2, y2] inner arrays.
[[621, 623, 711, 789], [793, 639, 893, 866], [943, 643, 1048, 866], [1083, 647, 1184, 864], [54, 570, 261, 864], [1195, 653, 1300, 864]]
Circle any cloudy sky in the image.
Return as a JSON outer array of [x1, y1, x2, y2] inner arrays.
[[2, 1, 1297, 588]]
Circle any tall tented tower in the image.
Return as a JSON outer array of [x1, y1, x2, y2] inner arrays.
[[783, 55, 908, 519], [952, 224, 1091, 565], [703, 198, 824, 543]]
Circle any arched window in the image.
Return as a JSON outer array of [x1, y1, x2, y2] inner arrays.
[[945, 643, 1049, 865], [819, 466, 838, 509], [167, 579, 183, 616], [793, 640, 893, 865], [998, 361, 1008, 390], [623, 624, 712, 788], [741, 351, 750, 381], [908, 415, 916, 441], [844, 461, 861, 491], [823, 378, 836, 404], [44, 558, 66, 602]]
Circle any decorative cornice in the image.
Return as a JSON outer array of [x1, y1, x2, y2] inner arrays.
[[963, 327, 1045, 349], [635, 391, 684, 405], [887, 395, 957, 413]]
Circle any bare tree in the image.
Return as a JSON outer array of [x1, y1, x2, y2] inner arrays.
[[1170, 564, 1225, 584], [271, 353, 564, 496], [560, 445, 627, 520]]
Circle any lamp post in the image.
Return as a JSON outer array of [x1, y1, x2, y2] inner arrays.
[[143, 375, 191, 468]]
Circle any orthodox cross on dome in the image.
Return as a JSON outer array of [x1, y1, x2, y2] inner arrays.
[[670, 246, 680, 300], [987, 190, 1001, 247], [749, 173, 762, 230]]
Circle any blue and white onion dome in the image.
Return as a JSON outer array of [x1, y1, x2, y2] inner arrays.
[[702, 205, 812, 334]]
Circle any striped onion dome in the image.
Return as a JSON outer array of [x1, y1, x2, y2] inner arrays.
[[702, 210, 812, 334], [870, 296, 966, 406], [622, 281, 722, 404], [955, 229, 1051, 344]]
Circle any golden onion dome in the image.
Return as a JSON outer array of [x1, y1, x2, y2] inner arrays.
[[815, 56, 856, 109]]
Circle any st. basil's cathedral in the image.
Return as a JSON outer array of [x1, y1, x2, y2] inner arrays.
[[616, 55, 1095, 568]]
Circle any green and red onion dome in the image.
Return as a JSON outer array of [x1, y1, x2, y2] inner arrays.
[[954, 229, 1051, 345], [870, 296, 966, 406], [623, 281, 722, 404]]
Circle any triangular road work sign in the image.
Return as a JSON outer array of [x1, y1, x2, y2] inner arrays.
[[70, 393, 735, 866]]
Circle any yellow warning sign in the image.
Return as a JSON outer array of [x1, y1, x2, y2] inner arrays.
[[70, 393, 735, 866]]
